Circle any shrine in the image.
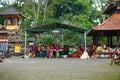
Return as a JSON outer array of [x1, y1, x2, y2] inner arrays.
[[0, 7, 24, 54], [87, 0, 120, 47]]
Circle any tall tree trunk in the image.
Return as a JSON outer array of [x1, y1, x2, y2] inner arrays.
[[29, 0, 41, 26], [31, 4, 37, 23], [43, 0, 48, 24], [36, 0, 41, 25]]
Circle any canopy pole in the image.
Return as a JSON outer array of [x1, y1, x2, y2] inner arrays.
[[38, 33, 41, 51], [80, 31, 90, 59], [33, 34, 35, 45], [24, 30, 27, 56], [84, 31, 86, 50], [62, 33, 64, 46]]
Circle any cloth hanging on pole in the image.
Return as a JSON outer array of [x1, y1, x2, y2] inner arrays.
[[80, 31, 90, 59]]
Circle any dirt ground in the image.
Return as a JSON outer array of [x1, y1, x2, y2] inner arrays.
[[0, 56, 120, 80]]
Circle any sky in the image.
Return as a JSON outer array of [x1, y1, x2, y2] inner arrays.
[[0, 0, 15, 7], [0, 0, 102, 11]]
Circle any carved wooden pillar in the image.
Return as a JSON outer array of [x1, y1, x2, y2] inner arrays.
[[110, 36, 112, 47], [101, 32, 104, 46]]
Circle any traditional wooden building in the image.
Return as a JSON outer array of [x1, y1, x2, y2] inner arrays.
[[0, 7, 24, 53], [87, 0, 120, 47]]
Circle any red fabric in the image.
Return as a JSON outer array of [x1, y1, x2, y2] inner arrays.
[[0, 57, 2, 61], [49, 45, 54, 51], [70, 53, 81, 58], [46, 50, 50, 57], [33, 46, 38, 51], [108, 54, 112, 57]]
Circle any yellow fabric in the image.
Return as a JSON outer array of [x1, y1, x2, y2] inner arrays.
[[6, 25, 18, 30], [40, 45, 45, 50], [15, 45, 21, 53]]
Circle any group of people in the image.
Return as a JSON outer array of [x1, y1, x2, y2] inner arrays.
[[27, 44, 61, 58], [25, 43, 97, 58], [25, 43, 116, 59], [25, 44, 86, 58]]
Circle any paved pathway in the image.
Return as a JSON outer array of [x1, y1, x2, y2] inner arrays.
[[0, 56, 120, 80]]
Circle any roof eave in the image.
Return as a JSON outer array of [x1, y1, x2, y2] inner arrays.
[[103, 2, 116, 14]]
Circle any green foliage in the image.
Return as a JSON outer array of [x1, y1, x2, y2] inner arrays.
[[0, 0, 109, 46], [40, 35, 54, 46], [52, 0, 88, 18], [43, 18, 60, 24]]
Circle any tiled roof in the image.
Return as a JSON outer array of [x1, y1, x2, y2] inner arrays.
[[0, 7, 25, 18], [92, 11, 120, 30]]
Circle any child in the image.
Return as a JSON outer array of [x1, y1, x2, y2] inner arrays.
[[55, 44, 60, 58]]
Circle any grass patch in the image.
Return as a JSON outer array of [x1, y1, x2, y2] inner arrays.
[[88, 72, 120, 80], [0, 72, 4, 77]]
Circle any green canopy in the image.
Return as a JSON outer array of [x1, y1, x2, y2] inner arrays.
[[26, 22, 87, 34]]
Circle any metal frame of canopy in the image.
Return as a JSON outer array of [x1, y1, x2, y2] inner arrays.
[[24, 22, 87, 56], [26, 22, 86, 34]]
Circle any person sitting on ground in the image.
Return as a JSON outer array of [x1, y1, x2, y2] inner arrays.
[[90, 44, 97, 59], [114, 48, 120, 63], [28, 50, 35, 57], [0, 56, 3, 62], [33, 44, 38, 56], [63, 45, 69, 55]]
